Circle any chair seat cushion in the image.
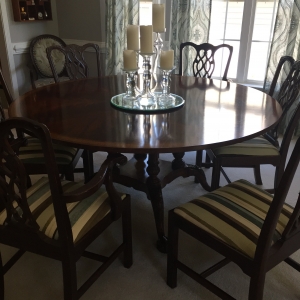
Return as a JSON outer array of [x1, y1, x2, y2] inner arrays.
[[19, 137, 78, 165], [212, 136, 279, 156], [174, 179, 293, 258], [34, 77, 70, 88], [0, 177, 126, 243]]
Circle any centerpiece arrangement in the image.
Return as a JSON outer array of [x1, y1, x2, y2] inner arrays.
[[111, 4, 184, 112]]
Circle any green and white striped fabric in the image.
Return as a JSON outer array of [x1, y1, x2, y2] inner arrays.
[[18, 137, 77, 165], [174, 179, 293, 258], [212, 137, 279, 156], [0, 177, 126, 243]]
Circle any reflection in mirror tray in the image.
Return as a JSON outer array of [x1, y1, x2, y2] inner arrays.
[[110, 93, 185, 114]]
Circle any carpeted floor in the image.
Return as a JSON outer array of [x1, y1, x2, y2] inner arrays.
[[1, 141, 300, 300]]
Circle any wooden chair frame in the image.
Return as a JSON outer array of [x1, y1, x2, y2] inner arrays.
[[29, 34, 67, 89], [167, 134, 300, 300], [46, 43, 101, 83], [0, 118, 132, 299], [207, 60, 300, 191]]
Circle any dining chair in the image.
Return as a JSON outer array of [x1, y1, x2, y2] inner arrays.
[[46, 42, 102, 182], [46, 43, 101, 82], [0, 117, 132, 300], [28, 34, 70, 89], [167, 133, 300, 300], [0, 67, 83, 184], [178, 42, 234, 173], [206, 60, 300, 192]]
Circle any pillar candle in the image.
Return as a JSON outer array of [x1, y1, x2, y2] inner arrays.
[[152, 4, 165, 33], [160, 50, 174, 70], [127, 25, 139, 50], [123, 50, 137, 69], [140, 25, 153, 54]]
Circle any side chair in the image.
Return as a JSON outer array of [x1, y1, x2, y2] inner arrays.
[[46, 43, 101, 82], [0, 67, 83, 184], [46, 43, 102, 181], [28, 34, 69, 89], [0, 117, 132, 300], [178, 42, 234, 173], [167, 130, 300, 300], [206, 59, 300, 192]]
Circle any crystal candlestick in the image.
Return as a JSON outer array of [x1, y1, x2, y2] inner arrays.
[[158, 66, 176, 107], [138, 52, 156, 109], [152, 32, 164, 93], [122, 68, 140, 108]]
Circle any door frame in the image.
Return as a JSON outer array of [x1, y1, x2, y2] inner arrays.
[[0, 0, 19, 101]]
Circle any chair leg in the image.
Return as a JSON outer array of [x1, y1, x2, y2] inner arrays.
[[248, 271, 266, 300], [62, 258, 78, 300], [167, 211, 179, 288], [0, 252, 4, 300], [211, 158, 222, 191], [253, 165, 263, 185], [195, 150, 203, 183], [122, 196, 133, 268], [65, 171, 75, 181]]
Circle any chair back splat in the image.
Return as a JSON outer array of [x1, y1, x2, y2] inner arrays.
[[167, 131, 300, 299], [46, 43, 101, 83], [179, 42, 233, 81], [0, 117, 132, 299]]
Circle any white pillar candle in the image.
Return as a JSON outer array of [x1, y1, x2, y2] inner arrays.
[[140, 25, 153, 54], [123, 50, 137, 69], [152, 4, 165, 33], [160, 50, 174, 70], [127, 25, 139, 50]]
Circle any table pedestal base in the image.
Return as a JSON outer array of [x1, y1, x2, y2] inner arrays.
[[112, 153, 211, 253]]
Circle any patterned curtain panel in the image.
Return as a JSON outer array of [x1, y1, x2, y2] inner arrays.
[[105, 0, 139, 75], [264, 0, 300, 135], [170, 0, 211, 75]]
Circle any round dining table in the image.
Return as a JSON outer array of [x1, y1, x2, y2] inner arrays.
[[9, 75, 282, 251]]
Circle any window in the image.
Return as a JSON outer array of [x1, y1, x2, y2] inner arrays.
[[209, 0, 278, 86]]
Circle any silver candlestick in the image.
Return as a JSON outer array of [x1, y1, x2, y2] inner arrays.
[[152, 32, 164, 93]]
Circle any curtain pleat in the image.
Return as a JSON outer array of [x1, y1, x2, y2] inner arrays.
[[105, 0, 139, 75], [264, 0, 300, 135], [170, 0, 211, 75]]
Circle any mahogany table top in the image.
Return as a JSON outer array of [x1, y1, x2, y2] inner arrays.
[[9, 75, 282, 154]]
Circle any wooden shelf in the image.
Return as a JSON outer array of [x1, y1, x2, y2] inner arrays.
[[11, 0, 52, 22]]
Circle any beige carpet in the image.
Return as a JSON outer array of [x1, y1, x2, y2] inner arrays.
[[1, 142, 300, 300]]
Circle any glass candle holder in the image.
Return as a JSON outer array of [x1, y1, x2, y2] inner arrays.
[[158, 66, 176, 107], [122, 68, 140, 108], [137, 52, 156, 109], [152, 32, 165, 93]]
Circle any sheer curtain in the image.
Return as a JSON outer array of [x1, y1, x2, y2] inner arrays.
[[264, 0, 300, 134], [170, 0, 211, 75], [105, 0, 139, 75]]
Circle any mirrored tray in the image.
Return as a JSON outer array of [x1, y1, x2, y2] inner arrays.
[[110, 93, 185, 114]]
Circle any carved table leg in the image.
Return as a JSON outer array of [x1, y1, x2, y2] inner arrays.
[[146, 153, 167, 253], [172, 152, 186, 170]]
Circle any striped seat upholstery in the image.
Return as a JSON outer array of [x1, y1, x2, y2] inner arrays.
[[19, 137, 78, 165], [212, 136, 279, 156], [174, 179, 293, 258], [0, 177, 125, 243]]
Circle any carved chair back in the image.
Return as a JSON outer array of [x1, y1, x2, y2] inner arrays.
[[266, 59, 300, 146], [179, 42, 233, 81], [0, 118, 67, 243], [29, 34, 67, 87], [46, 43, 101, 83]]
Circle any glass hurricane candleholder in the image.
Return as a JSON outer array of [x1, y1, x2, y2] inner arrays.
[[122, 68, 140, 108], [158, 66, 176, 107], [138, 52, 156, 109]]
